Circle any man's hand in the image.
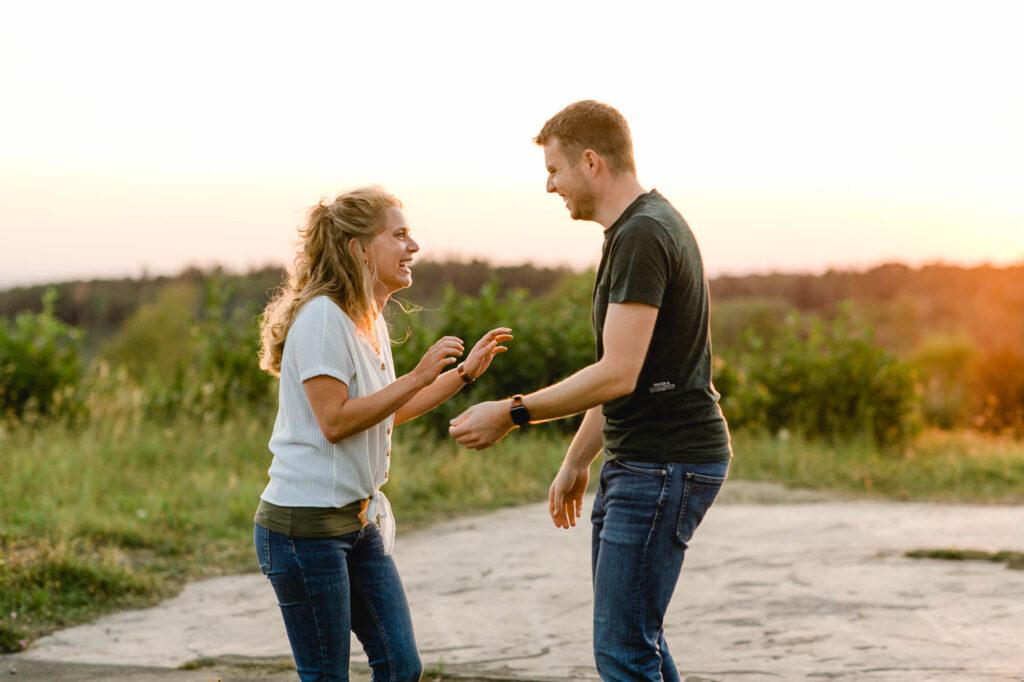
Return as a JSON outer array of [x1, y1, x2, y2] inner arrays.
[[549, 463, 589, 529], [449, 400, 514, 450]]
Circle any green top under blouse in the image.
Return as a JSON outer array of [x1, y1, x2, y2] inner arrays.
[[254, 498, 368, 538]]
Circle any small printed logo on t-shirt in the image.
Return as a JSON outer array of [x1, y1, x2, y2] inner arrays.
[[648, 381, 676, 394]]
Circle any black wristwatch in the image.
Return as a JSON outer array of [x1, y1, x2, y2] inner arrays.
[[509, 394, 531, 426]]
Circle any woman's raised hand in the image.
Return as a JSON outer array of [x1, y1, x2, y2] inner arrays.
[[461, 327, 513, 381], [413, 336, 465, 386]]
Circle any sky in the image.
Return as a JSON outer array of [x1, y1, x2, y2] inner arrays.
[[1, 0, 1022, 288]]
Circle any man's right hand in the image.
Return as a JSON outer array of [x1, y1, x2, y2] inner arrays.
[[549, 463, 589, 529]]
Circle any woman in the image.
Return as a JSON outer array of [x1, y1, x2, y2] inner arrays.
[[255, 186, 511, 681]]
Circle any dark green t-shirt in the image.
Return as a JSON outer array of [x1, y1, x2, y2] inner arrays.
[[594, 190, 731, 463]]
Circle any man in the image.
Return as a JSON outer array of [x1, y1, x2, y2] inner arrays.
[[449, 100, 731, 681]]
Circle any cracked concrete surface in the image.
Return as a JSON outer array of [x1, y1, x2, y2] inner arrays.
[[13, 482, 1024, 681]]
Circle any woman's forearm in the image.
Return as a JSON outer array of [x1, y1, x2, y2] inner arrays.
[[310, 372, 428, 443], [393, 366, 465, 425]]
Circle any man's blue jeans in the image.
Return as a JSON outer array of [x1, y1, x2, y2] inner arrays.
[[254, 522, 422, 682], [591, 458, 728, 682]]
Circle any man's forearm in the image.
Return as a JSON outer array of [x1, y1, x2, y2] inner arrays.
[[523, 358, 633, 424], [564, 406, 605, 468]]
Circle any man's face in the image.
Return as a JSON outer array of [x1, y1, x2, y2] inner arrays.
[[543, 138, 597, 221]]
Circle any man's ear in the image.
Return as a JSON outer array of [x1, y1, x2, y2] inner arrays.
[[580, 149, 600, 177]]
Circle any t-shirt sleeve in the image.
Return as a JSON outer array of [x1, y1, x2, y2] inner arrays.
[[290, 298, 357, 385], [607, 218, 673, 309]]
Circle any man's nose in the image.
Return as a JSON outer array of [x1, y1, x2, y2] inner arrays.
[[546, 176, 556, 193]]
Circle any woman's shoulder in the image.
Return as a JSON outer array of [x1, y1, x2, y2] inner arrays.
[[293, 296, 357, 333], [297, 296, 347, 320]]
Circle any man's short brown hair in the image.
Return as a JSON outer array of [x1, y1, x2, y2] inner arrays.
[[534, 100, 636, 175]]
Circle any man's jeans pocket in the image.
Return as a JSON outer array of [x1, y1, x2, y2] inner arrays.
[[614, 460, 668, 477], [676, 472, 726, 545], [254, 524, 272, 575]]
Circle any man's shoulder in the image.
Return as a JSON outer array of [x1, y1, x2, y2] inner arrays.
[[617, 193, 685, 235]]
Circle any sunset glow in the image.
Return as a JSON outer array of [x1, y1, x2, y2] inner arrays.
[[2, 0, 1021, 287]]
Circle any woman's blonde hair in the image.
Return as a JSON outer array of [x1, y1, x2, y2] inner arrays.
[[259, 186, 401, 377]]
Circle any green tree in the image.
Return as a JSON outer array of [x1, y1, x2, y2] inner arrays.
[[99, 283, 200, 382]]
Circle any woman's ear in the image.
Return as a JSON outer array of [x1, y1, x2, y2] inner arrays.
[[348, 238, 367, 262]]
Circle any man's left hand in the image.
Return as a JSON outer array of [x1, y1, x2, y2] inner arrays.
[[449, 400, 514, 450]]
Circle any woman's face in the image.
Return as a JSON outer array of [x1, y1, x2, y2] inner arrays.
[[365, 206, 419, 297]]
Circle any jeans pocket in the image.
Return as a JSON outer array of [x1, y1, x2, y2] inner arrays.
[[254, 524, 272, 575], [675, 472, 726, 545], [613, 459, 668, 477]]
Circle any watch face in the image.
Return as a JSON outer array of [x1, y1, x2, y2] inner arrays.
[[510, 398, 530, 426]]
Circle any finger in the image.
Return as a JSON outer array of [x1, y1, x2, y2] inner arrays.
[[491, 346, 509, 355], [550, 485, 562, 517], [556, 502, 570, 528]]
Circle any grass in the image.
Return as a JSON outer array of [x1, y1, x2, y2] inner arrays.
[[1, 414, 1022, 652], [0, 412, 571, 651], [728, 428, 1024, 502], [904, 548, 1024, 569]]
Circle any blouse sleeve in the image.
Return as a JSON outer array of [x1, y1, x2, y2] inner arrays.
[[290, 297, 357, 385]]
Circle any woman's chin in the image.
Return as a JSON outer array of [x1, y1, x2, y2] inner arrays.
[[384, 276, 413, 294]]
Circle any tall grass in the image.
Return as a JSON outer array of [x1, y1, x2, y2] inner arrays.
[[2, 413, 1022, 651], [729, 428, 1024, 502], [0, 413, 570, 650]]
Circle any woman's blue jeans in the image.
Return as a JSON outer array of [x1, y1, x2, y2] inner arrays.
[[591, 458, 728, 682], [254, 522, 422, 682]]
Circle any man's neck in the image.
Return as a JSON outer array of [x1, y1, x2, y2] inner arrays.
[[594, 176, 647, 229]]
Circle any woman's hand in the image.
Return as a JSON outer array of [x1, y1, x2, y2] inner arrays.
[[461, 327, 513, 381], [412, 336, 465, 387]]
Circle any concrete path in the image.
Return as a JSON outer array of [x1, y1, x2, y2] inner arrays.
[[9, 483, 1024, 681]]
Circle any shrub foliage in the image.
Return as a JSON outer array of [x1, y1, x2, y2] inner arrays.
[[0, 290, 83, 420]]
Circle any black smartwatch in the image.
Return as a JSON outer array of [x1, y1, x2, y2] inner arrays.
[[509, 394, 531, 426]]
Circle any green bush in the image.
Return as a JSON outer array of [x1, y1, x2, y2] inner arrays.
[[971, 347, 1024, 437], [0, 289, 84, 421], [390, 274, 595, 437], [144, 278, 274, 421], [718, 305, 919, 447], [710, 296, 793, 350], [911, 332, 978, 429]]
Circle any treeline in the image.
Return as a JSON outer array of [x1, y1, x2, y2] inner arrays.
[[713, 262, 1024, 353], [2, 260, 1023, 440], [3, 260, 1022, 354], [0, 261, 573, 354]]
